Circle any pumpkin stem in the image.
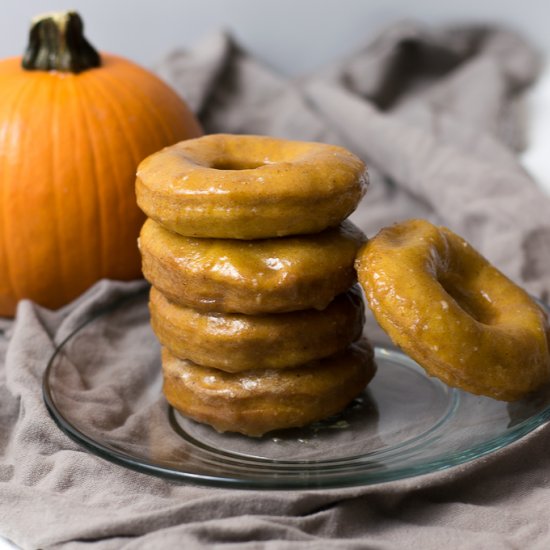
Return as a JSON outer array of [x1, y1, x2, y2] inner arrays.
[[22, 11, 101, 73]]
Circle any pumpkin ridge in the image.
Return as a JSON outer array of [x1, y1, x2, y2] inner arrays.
[[48, 75, 73, 304], [64, 75, 100, 287], [97, 60, 181, 145], [83, 67, 142, 164], [79, 73, 132, 274], [94, 64, 169, 148], [0, 76, 45, 311], [75, 79, 108, 279], [82, 72, 150, 275], [0, 77, 30, 308]]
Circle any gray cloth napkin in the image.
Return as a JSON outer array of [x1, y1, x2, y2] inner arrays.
[[2, 20, 550, 549]]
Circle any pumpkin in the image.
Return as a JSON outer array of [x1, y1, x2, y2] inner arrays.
[[0, 11, 202, 317]]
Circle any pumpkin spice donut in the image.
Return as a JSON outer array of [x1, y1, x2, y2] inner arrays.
[[136, 134, 368, 239], [162, 339, 376, 437], [149, 285, 365, 372], [139, 217, 366, 314], [356, 219, 550, 401]]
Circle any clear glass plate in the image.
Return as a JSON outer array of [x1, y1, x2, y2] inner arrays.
[[43, 288, 550, 489]]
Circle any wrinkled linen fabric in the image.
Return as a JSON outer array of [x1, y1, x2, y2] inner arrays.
[[1, 21, 550, 549]]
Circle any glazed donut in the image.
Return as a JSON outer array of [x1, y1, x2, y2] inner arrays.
[[136, 134, 368, 239], [356, 219, 550, 401], [150, 285, 365, 372], [162, 339, 376, 437], [139, 217, 365, 314]]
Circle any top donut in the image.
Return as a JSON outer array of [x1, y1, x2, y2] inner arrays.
[[136, 134, 368, 239]]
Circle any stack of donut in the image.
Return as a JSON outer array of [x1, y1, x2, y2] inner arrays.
[[136, 134, 376, 436]]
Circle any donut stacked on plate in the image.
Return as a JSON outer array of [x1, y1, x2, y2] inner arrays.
[[136, 134, 376, 436]]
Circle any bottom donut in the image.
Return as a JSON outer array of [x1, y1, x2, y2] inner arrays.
[[162, 339, 376, 437]]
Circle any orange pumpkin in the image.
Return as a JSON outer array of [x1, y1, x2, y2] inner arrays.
[[0, 11, 202, 317]]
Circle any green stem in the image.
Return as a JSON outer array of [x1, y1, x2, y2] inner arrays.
[[22, 11, 101, 73]]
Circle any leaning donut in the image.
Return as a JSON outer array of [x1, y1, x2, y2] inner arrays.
[[150, 285, 365, 372], [162, 339, 376, 437], [356, 219, 550, 401], [139, 217, 365, 314], [136, 134, 368, 239]]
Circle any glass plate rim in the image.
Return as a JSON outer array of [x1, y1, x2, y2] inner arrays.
[[42, 288, 550, 490]]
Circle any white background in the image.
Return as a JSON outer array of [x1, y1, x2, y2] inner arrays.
[[0, 1, 549, 548]]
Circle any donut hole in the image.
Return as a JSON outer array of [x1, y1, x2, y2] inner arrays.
[[438, 275, 497, 325], [212, 159, 266, 171]]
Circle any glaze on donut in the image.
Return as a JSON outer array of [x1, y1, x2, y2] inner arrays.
[[356, 219, 550, 401], [136, 134, 367, 239], [162, 339, 376, 436], [139, 217, 365, 314], [150, 285, 365, 372]]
